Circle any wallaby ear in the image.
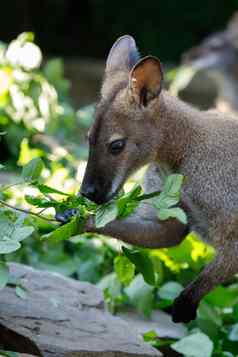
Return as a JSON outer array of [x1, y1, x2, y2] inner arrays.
[[106, 35, 140, 73], [129, 56, 163, 107]]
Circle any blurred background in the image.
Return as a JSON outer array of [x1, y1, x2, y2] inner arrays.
[[1, 2, 238, 356], [1, 0, 237, 107]]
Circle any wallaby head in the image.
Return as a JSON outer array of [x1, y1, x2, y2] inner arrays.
[[183, 12, 238, 73], [81, 36, 163, 204]]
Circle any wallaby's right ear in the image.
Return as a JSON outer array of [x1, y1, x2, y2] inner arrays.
[[106, 35, 140, 73]]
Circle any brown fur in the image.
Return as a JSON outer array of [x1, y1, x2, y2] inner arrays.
[[81, 35, 238, 323]]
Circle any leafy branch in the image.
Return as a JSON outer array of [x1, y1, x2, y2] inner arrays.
[[0, 199, 58, 223]]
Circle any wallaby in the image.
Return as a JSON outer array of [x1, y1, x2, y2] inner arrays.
[[61, 35, 238, 324], [183, 12, 238, 113]]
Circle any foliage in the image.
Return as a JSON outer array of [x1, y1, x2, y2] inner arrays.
[[0, 33, 238, 357], [0, 32, 90, 165]]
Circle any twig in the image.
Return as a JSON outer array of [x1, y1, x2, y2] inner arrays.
[[0, 199, 58, 223]]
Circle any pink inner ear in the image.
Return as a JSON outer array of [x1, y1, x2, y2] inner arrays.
[[129, 56, 163, 106], [106, 35, 140, 73]]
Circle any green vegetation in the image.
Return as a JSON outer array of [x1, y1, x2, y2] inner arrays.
[[1, 33, 238, 357]]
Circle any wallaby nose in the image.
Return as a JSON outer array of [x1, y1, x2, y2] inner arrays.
[[80, 183, 96, 201]]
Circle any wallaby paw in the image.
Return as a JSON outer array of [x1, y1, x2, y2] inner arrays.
[[55, 208, 78, 223], [172, 293, 198, 323]]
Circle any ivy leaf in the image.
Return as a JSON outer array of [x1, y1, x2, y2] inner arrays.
[[95, 201, 118, 228], [158, 207, 187, 224], [123, 247, 156, 286], [0, 261, 9, 289], [21, 158, 45, 182], [41, 217, 81, 243], [114, 255, 135, 286], [171, 332, 213, 357]]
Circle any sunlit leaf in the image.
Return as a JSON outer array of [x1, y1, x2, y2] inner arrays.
[[123, 247, 156, 286], [114, 255, 135, 286], [41, 217, 81, 243], [21, 157, 45, 182], [35, 183, 70, 196]]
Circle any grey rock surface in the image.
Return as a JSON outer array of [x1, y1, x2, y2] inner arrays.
[[0, 263, 162, 357], [118, 309, 187, 340]]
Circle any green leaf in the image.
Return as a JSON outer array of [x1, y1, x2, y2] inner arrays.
[[171, 332, 213, 357], [35, 184, 70, 196], [198, 301, 222, 327], [117, 186, 141, 218], [15, 285, 28, 300], [0, 239, 21, 254], [125, 274, 154, 317], [0, 351, 20, 357], [0, 262, 9, 289], [233, 304, 238, 321], [25, 195, 55, 208], [163, 174, 184, 196], [158, 281, 183, 301], [152, 174, 186, 223], [229, 323, 238, 341], [95, 201, 118, 228], [143, 330, 158, 342], [123, 247, 156, 286], [114, 255, 135, 286], [41, 217, 80, 243], [158, 207, 187, 224], [21, 158, 45, 182], [12, 226, 34, 242], [205, 285, 238, 308]]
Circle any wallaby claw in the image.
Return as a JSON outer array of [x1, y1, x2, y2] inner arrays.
[[172, 292, 198, 323], [55, 208, 79, 223]]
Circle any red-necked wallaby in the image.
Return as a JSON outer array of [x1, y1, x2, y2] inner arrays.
[[183, 12, 238, 113], [78, 35, 238, 324]]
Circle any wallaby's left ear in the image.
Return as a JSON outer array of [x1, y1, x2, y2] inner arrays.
[[129, 56, 163, 107]]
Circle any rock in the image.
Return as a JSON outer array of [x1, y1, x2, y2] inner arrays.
[[0, 263, 161, 357], [118, 309, 187, 340]]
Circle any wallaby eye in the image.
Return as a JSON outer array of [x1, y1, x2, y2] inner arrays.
[[108, 139, 126, 155]]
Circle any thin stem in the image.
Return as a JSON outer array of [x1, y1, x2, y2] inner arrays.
[[0, 199, 58, 223], [136, 190, 161, 201]]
